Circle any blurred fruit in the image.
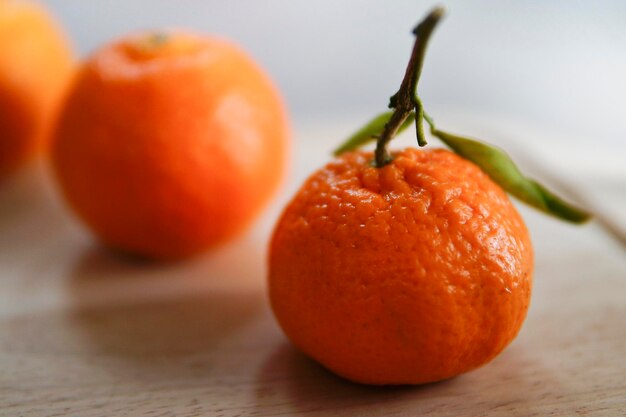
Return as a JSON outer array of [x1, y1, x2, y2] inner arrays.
[[52, 31, 289, 259], [269, 148, 533, 384], [0, 0, 73, 179]]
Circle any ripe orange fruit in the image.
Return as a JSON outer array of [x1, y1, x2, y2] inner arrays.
[[52, 31, 289, 259], [0, 0, 73, 179], [269, 148, 533, 385]]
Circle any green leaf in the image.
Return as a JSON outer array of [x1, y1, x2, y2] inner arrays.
[[424, 120, 591, 223], [527, 179, 591, 223], [333, 112, 415, 156]]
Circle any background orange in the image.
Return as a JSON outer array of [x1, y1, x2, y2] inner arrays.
[[52, 32, 289, 259], [0, 0, 73, 179]]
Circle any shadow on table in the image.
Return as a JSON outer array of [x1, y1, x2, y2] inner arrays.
[[253, 341, 560, 415], [0, 160, 71, 257], [253, 343, 456, 414], [0, 160, 45, 213], [63, 237, 266, 380]]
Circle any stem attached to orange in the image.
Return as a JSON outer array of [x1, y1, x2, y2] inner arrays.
[[374, 6, 445, 168]]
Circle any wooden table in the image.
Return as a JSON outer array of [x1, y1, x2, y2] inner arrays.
[[1, 121, 625, 416]]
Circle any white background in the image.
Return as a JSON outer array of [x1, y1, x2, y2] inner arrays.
[[42, 0, 626, 149]]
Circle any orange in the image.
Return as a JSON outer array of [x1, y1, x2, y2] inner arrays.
[[269, 148, 533, 385], [52, 31, 289, 259], [0, 0, 74, 179]]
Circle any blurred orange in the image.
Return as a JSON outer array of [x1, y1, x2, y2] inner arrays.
[[0, 0, 74, 179], [52, 31, 289, 259]]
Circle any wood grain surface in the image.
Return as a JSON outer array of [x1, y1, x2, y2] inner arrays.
[[1, 132, 625, 416]]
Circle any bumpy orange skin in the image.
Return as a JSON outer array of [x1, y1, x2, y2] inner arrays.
[[269, 148, 533, 385], [0, 0, 73, 179], [52, 32, 289, 259]]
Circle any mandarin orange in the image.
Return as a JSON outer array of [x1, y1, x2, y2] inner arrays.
[[269, 148, 533, 385], [52, 31, 289, 259], [268, 5, 589, 386], [0, 0, 73, 179]]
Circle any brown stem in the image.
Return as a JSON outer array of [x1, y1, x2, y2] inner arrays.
[[374, 6, 446, 167]]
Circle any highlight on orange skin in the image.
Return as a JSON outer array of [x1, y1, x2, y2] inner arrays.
[[0, 0, 74, 179], [52, 31, 289, 259]]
